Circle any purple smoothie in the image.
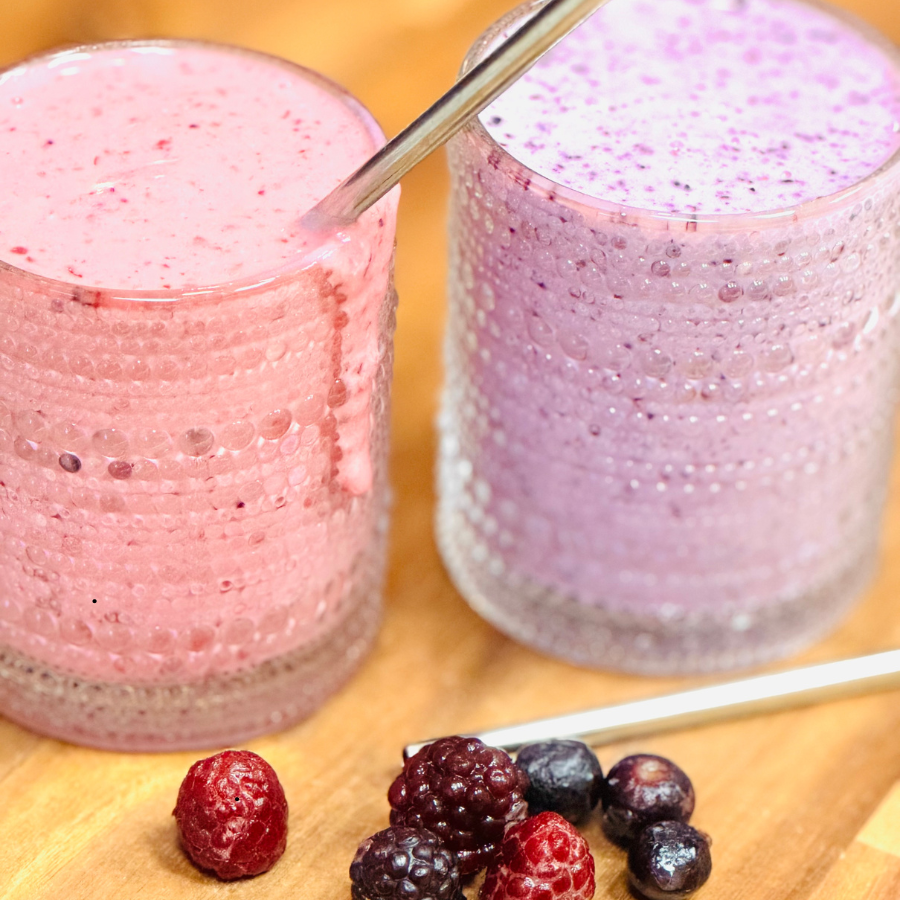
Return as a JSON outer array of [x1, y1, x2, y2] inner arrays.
[[483, 0, 900, 215], [437, 0, 900, 672]]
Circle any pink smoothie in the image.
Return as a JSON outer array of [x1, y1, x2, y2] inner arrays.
[[438, 0, 900, 671], [0, 42, 398, 696], [0, 43, 373, 289]]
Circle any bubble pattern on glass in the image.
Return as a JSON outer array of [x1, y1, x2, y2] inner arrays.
[[0, 259, 397, 685], [440, 129, 900, 625], [0, 540, 385, 750]]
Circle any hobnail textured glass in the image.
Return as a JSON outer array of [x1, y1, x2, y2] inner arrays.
[[0, 43, 399, 750], [437, 0, 900, 674]]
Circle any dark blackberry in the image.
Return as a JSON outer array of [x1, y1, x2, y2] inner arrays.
[[388, 736, 529, 874], [350, 827, 462, 900], [602, 754, 694, 847], [628, 821, 712, 899], [516, 739, 603, 824]]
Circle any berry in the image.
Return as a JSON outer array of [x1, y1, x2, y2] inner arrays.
[[479, 811, 595, 900], [350, 827, 463, 900], [388, 736, 530, 874], [172, 749, 288, 880], [627, 821, 712, 900], [601, 755, 694, 847], [516, 740, 603, 824]]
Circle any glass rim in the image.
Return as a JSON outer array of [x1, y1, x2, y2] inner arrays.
[[0, 38, 391, 302], [459, 0, 900, 234]]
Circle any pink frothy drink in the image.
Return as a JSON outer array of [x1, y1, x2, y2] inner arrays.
[[0, 42, 399, 748], [438, 0, 900, 672]]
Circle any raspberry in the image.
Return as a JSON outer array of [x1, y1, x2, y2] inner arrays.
[[516, 740, 604, 824], [602, 755, 694, 847], [350, 827, 463, 900], [388, 736, 530, 874], [173, 749, 288, 880], [479, 811, 595, 900], [627, 821, 712, 899]]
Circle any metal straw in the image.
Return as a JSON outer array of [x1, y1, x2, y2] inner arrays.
[[404, 649, 900, 757], [302, 0, 614, 230]]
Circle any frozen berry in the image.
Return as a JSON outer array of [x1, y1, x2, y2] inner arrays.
[[627, 821, 711, 899], [173, 749, 288, 880], [602, 755, 694, 847], [350, 827, 463, 900], [479, 811, 595, 900], [517, 740, 603, 824], [388, 735, 530, 874]]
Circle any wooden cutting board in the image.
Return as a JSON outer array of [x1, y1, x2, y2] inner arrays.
[[2, 0, 900, 897]]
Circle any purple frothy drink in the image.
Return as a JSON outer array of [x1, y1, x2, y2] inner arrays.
[[438, 0, 900, 672]]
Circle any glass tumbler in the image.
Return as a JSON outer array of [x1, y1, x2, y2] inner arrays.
[[0, 42, 399, 750], [437, 0, 900, 674]]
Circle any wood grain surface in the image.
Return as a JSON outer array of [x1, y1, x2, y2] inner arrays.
[[2, 0, 900, 898]]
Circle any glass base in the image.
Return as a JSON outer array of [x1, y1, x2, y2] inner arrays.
[[0, 586, 380, 751], [436, 504, 878, 675]]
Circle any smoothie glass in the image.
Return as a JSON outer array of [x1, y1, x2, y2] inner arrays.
[[0, 41, 399, 749], [438, 0, 900, 673]]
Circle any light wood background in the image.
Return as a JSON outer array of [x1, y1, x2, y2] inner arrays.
[[2, 1, 900, 898]]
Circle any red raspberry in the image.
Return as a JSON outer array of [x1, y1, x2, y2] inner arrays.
[[480, 812, 596, 900], [173, 749, 288, 880], [388, 736, 530, 874]]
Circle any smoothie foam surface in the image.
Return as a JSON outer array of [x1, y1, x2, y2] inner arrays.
[[481, 0, 900, 215], [0, 43, 376, 290]]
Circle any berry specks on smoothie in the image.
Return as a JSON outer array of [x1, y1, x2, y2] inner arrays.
[[0, 44, 381, 289], [480, 0, 900, 214]]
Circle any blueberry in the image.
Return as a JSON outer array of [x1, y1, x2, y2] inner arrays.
[[627, 821, 711, 899], [516, 740, 603, 824], [602, 754, 694, 847]]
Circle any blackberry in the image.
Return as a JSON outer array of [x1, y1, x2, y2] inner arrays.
[[516, 740, 603, 824], [388, 736, 529, 874], [172, 749, 288, 880], [628, 821, 712, 899], [350, 827, 463, 900], [602, 754, 694, 847]]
